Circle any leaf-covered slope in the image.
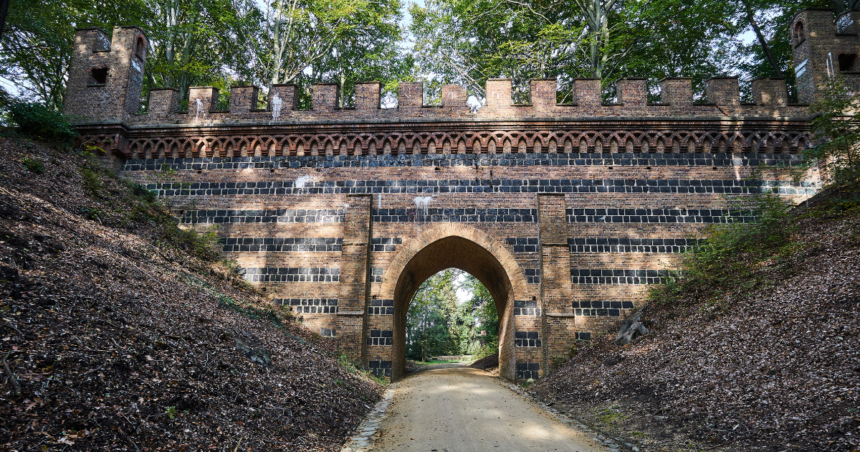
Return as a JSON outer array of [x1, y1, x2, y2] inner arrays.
[[0, 137, 381, 451], [532, 195, 860, 451]]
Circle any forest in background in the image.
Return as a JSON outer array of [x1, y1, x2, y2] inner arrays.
[[2, 0, 855, 112], [405, 269, 499, 362]]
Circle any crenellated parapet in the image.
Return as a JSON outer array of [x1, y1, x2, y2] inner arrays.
[[119, 76, 809, 128], [64, 27, 819, 132], [70, 9, 860, 134]]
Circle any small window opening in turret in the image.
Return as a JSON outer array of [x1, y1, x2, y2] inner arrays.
[[95, 32, 111, 52], [135, 37, 146, 60], [794, 22, 804, 44], [839, 53, 859, 72], [89, 68, 108, 86]]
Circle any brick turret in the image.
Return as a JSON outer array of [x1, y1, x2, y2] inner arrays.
[[64, 27, 148, 123], [792, 9, 860, 104]]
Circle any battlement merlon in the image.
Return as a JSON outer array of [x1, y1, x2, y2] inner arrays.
[[67, 13, 860, 128]]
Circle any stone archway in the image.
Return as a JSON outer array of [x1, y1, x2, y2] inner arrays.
[[380, 224, 528, 381]]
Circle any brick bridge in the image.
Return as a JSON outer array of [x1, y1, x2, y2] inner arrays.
[[65, 9, 855, 380]]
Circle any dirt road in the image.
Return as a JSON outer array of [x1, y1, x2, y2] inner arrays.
[[373, 366, 608, 452]]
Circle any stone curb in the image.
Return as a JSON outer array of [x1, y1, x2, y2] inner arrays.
[[505, 383, 641, 452], [340, 388, 395, 452]]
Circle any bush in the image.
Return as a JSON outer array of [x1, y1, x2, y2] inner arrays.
[[80, 166, 106, 198], [648, 189, 798, 307], [804, 75, 860, 200], [21, 157, 45, 174], [7, 102, 77, 144], [80, 206, 106, 222], [129, 183, 157, 203]]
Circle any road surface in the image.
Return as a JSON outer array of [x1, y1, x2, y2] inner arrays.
[[372, 365, 608, 452]]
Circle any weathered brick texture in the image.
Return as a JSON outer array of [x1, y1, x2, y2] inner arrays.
[[66, 14, 839, 380]]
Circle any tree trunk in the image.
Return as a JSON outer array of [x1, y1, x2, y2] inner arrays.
[[0, 0, 9, 41], [742, 0, 783, 79]]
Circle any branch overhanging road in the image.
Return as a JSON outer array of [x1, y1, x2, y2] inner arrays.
[[371, 364, 609, 452]]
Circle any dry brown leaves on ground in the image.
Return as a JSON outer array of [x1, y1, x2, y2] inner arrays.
[[532, 195, 860, 452], [0, 137, 382, 451]]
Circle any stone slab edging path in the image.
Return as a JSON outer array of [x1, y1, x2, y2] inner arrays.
[[341, 389, 395, 452]]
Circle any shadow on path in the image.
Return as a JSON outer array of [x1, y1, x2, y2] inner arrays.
[[375, 366, 608, 452], [408, 362, 467, 375]]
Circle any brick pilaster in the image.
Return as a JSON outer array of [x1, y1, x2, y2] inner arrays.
[[539, 194, 574, 375], [336, 195, 372, 361]]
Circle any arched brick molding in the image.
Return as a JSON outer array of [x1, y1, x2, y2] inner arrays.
[[381, 224, 527, 381]]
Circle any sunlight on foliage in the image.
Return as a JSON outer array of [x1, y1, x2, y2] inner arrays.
[[406, 269, 498, 361]]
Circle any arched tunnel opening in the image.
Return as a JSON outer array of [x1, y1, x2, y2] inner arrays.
[[390, 236, 516, 381], [402, 268, 496, 366]]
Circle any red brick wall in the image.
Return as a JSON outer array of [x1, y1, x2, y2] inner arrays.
[[66, 19, 839, 381]]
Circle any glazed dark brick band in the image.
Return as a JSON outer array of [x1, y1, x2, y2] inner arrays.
[[371, 238, 402, 252], [147, 178, 816, 197], [120, 153, 807, 172], [573, 300, 637, 317], [220, 237, 343, 252], [573, 300, 637, 309], [568, 237, 704, 253], [514, 300, 541, 316], [180, 207, 757, 225], [371, 208, 539, 223], [570, 268, 675, 285], [516, 362, 540, 380], [368, 299, 394, 315], [180, 209, 345, 224], [505, 238, 540, 253], [566, 208, 756, 224], [515, 332, 542, 348], [320, 328, 336, 338], [367, 330, 393, 346], [241, 267, 341, 283], [369, 361, 392, 377], [273, 298, 339, 314]]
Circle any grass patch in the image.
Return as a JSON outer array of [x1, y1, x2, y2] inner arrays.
[[597, 409, 629, 426], [648, 174, 860, 324], [337, 352, 388, 386], [414, 359, 462, 366], [74, 149, 222, 262]]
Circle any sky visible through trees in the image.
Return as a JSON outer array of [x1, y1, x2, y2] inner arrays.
[[1, 0, 853, 110], [406, 269, 499, 361]]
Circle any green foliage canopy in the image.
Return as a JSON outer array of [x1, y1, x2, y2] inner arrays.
[[0, 0, 409, 111], [410, 0, 832, 103], [405, 269, 499, 361], [805, 75, 860, 195]]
